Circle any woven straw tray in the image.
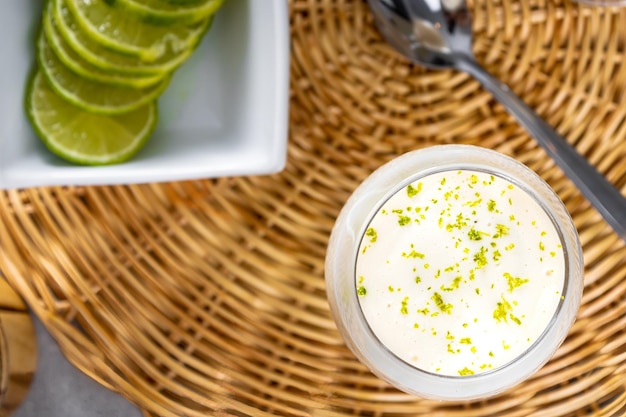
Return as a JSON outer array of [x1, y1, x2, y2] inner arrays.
[[2, 0, 626, 415]]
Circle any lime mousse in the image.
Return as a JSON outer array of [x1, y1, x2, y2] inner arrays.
[[356, 169, 565, 377]]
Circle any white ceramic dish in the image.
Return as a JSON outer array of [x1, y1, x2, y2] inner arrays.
[[0, 0, 290, 189]]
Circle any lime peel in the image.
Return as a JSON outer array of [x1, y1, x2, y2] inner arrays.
[[37, 31, 169, 115], [27, 72, 158, 165], [51, 0, 193, 75], [104, 0, 226, 26], [43, 10, 165, 88], [63, 0, 210, 62]]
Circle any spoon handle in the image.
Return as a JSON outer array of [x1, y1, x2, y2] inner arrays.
[[456, 57, 626, 242]]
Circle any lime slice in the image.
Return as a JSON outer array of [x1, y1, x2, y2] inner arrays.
[[26, 71, 157, 165], [63, 0, 210, 62], [104, 0, 225, 26], [37, 31, 169, 115], [52, 0, 206, 76], [43, 9, 165, 88]]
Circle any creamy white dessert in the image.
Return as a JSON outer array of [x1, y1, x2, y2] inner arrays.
[[355, 169, 565, 377]]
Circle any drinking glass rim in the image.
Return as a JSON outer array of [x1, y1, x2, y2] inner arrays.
[[325, 144, 584, 400]]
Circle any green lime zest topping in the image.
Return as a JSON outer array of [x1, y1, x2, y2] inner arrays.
[[407, 182, 423, 197], [468, 228, 481, 241], [401, 297, 409, 315], [460, 337, 472, 344], [473, 246, 488, 269], [441, 276, 462, 292], [468, 228, 489, 241], [365, 227, 377, 243], [398, 215, 411, 226], [446, 213, 468, 232], [458, 367, 475, 376], [503, 272, 529, 293], [493, 296, 514, 323], [402, 250, 425, 259], [357, 286, 367, 296], [493, 224, 510, 238], [431, 292, 453, 314], [493, 299, 508, 320]]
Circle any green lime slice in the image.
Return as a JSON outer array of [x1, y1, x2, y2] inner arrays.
[[37, 30, 169, 115], [26, 71, 157, 165], [63, 0, 210, 62], [104, 0, 225, 26], [43, 8, 165, 89], [53, 0, 207, 76]]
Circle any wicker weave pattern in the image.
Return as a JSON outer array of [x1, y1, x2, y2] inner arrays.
[[2, 0, 626, 416]]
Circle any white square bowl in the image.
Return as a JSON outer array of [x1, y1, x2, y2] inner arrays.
[[0, 0, 290, 189]]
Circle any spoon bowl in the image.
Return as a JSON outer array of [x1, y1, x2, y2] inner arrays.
[[368, 0, 626, 241], [368, 0, 472, 68]]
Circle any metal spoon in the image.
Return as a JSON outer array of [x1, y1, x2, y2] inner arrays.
[[368, 0, 626, 241]]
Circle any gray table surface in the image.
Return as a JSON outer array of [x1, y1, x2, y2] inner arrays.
[[13, 317, 143, 417]]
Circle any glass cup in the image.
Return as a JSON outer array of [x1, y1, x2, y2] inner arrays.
[[325, 145, 583, 401]]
